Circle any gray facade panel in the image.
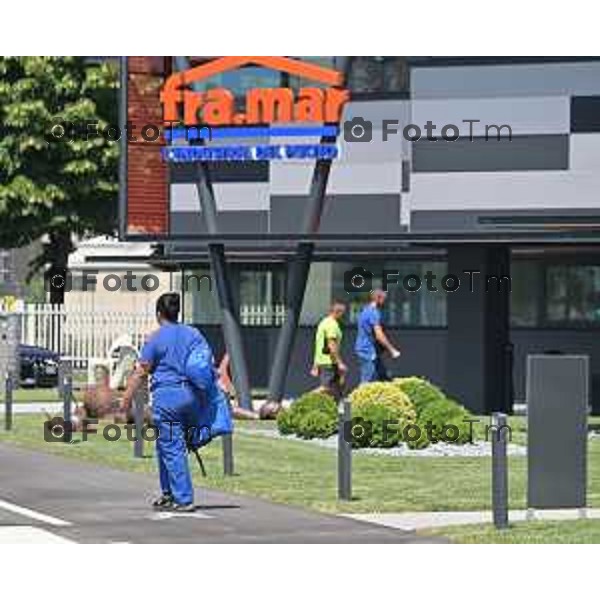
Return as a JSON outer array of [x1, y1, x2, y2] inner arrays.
[[411, 96, 570, 136], [270, 194, 402, 234], [171, 182, 270, 212], [170, 210, 268, 235], [169, 161, 269, 184], [412, 135, 569, 173], [412, 61, 600, 99]]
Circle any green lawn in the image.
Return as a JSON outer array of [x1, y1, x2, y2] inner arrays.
[[11, 387, 61, 403], [429, 520, 600, 543], [6, 387, 89, 403], [0, 414, 529, 513], [2, 414, 600, 542]]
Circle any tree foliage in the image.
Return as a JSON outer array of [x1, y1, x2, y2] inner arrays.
[[0, 56, 119, 301]]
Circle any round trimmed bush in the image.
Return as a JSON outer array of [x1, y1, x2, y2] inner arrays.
[[296, 410, 338, 439], [276, 390, 338, 438], [348, 382, 416, 448], [392, 377, 447, 413], [416, 397, 474, 445], [276, 407, 296, 435], [393, 377, 475, 449]]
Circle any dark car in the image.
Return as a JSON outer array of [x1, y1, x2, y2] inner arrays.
[[19, 344, 60, 388]]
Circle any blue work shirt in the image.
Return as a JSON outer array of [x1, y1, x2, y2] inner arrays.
[[139, 322, 203, 391], [354, 304, 382, 360]]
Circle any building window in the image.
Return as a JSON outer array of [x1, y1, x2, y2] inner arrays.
[[348, 57, 410, 96], [290, 57, 410, 97], [184, 58, 281, 97], [546, 265, 600, 325], [182, 267, 285, 326], [182, 268, 220, 325], [510, 261, 541, 327], [330, 260, 447, 327], [510, 260, 600, 327], [183, 57, 410, 100]]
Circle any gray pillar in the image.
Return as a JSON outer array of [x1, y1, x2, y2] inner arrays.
[[267, 243, 313, 403], [527, 354, 588, 509], [446, 245, 511, 414]]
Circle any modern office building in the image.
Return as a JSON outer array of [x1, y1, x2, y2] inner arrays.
[[123, 57, 600, 413]]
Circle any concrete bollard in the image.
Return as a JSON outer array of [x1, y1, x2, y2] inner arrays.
[[133, 387, 145, 458], [337, 398, 352, 501], [61, 362, 73, 443], [491, 412, 509, 529], [222, 434, 234, 476], [4, 371, 14, 431]]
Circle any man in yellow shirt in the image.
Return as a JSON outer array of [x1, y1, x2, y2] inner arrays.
[[311, 301, 347, 401]]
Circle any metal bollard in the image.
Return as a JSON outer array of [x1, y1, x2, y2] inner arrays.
[[133, 388, 145, 458], [491, 412, 509, 529], [337, 398, 352, 501], [5, 372, 14, 431], [61, 362, 73, 443], [222, 434, 234, 476]]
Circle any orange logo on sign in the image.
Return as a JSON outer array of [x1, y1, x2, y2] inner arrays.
[[160, 56, 349, 127]]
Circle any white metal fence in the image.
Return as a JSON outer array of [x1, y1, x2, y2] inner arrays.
[[240, 304, 285, 325], [19, 304, 156, 367], [17, 303, 286, 366]]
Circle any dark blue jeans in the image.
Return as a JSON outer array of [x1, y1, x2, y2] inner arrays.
[[358, 356, 390, 383], [152, 384, 202, 505]]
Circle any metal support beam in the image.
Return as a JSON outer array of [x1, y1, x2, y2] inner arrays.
[[208, 242, 252, 410], [266, 243, 313, 405], [174, 56, 253, 412], [266, 58, 351, 408]]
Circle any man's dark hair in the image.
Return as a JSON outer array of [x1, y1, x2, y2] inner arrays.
[[156, 293, 180, 323]]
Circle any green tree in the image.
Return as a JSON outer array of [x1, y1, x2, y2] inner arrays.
[[0, 56, 119, 303]]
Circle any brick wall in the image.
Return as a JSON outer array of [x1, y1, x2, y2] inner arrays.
[[126, 57, 170, 235]]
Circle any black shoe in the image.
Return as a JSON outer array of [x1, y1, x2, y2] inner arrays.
[[152, 494, 174, 510], [170, 502, 195, 513]]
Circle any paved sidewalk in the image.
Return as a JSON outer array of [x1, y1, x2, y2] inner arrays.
[[342, 508, 600, 531], [0, 443, 446, 543]]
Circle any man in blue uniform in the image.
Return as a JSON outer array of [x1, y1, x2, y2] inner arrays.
[[354, 289, 400, 383], [122, 293, 205, 512]]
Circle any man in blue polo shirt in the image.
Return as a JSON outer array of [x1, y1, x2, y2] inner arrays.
[[354, 289, 400, 383]]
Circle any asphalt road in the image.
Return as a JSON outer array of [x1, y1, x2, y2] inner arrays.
[[0, 443, 446, 543]]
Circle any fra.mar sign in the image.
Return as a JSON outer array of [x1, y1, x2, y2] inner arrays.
[[159, 57, 349, 163]]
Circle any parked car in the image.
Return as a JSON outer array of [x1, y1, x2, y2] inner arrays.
[[19, 344, 60, 388]]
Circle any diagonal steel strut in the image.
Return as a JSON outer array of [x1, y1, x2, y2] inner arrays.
[[175, 56, 253, 410], [266, 57, 353, 407]]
